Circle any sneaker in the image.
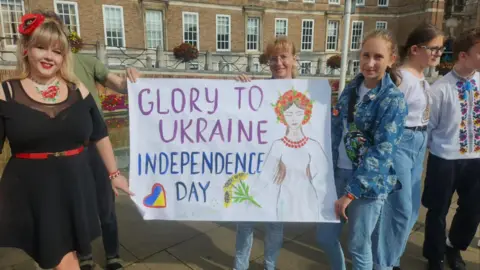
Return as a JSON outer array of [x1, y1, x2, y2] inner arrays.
[[105, 257, 124, 270], [79, 259, 94, 270], [445, 246, 466, 270], [427, 260, 445, 270]]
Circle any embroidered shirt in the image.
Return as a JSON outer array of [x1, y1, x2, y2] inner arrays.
[[332, 73, 407, 199], [428, 70, 480, 160], [398, 69, 431, 127]]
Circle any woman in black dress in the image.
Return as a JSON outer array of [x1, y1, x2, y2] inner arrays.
[[0, 13, 133, 270]]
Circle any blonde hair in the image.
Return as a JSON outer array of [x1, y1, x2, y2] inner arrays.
[[16, 16, 77, 84], [264, 37, 298, 78]]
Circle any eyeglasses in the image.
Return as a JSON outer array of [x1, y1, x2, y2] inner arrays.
[[419, 45, 446, 55], [268, 55, 291, 63]]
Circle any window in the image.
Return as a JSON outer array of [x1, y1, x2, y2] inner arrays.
[[350, 21, 364, 51], [216, 15, 230, 51], [376, 21, 387, 30], [246, 17, 260, 51], [189, 62, 199, 70], [328, 0, 340, 4], [301, 19, 314, 51], [326, 20, 339, 51], [378, 0, 389, 7], [303, 0, 315, 2], [183, 12, 199, 48], [55, 1, 80, 34], [145, 10, 163, 49], [275, 18, 288, 37], [353, 60, 360, 74], [0, 0, 24, 46], [300, 61, 312, 75], [102, 5, 125, 48], [356, 0, 365, 5]]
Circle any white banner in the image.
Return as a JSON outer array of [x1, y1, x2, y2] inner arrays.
[[128, 78, 338, 222]]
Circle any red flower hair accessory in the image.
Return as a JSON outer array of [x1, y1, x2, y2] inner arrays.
[[273, 89, 314, 126], [18, 14, 45, 36]]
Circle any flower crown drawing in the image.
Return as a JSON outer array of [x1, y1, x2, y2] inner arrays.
[[272, 89, 314, 126]]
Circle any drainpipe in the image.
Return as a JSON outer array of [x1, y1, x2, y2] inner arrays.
[[339, 0, 352, 94]]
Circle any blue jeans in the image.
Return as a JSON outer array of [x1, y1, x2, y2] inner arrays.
[[316, 167, 351, 270], [348, 198, 386, 270], [234, 222, 283, 270], [372, 129, 427, 269]]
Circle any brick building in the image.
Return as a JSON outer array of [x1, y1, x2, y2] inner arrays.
[[0, 0, 445, 75]]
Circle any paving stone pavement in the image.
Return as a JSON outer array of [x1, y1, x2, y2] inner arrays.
[[1, 193, 478, 270]]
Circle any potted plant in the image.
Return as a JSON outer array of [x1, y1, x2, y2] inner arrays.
[[173, 42, 199, 63]]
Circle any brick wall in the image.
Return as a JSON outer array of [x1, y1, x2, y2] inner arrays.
[[23, 0, 444, 53]]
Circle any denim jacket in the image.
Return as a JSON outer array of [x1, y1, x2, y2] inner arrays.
[[332, 73, 407, 199]]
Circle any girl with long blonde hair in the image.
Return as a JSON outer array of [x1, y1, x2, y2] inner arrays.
[[0, 13, 132, 270]]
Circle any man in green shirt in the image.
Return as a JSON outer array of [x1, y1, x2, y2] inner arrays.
[[74, 53, 138, 109], [74, 53, 138, 270]]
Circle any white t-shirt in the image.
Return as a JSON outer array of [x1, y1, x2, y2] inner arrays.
[[337, 82, 371, 169], [398, 69, 431, 127]]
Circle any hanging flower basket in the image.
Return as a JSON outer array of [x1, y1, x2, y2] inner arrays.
[[68, 31, 83, 53], [173, 42, 199, 63], [327, 54, 341, 70]]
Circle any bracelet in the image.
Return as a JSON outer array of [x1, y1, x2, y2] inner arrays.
[[109, 169, 120, 180], [346, 193, 355, 200]]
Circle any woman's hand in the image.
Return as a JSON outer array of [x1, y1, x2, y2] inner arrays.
[[235, 74, 252, 82], [334, 195, 353, 221], [111, 174, 135, 196]]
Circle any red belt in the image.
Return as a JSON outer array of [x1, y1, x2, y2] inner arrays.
[[15, 146, 85, 159]]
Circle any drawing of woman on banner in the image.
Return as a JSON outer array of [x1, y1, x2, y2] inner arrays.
[[258, 89, 330, 221]]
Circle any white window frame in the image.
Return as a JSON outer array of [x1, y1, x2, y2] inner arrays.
[[189, 62, 199, 70], [326, 20, 339, 51], [356, 0, 365, 6], [54, 0, 80, 35], [246, 17, 260, 52], [145, 10, 164, 49], [216, 14, 231, 52], [353, 60, 360, 74], [182, 11, 200, 49], [301, 19, 314, 52], [350, 20, 364, 51], [378, 0, 389, 7], [102, 5, 126, 49], [0, 0, 25, 47], [300, 61, 312, 75], [375, 21, 388, 30], [275, 18, 288, 37], [303, 0, 315, 3], [328, 0, 340, 4]]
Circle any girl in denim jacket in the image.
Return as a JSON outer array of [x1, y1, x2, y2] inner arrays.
[[331, 30, 407, 270]]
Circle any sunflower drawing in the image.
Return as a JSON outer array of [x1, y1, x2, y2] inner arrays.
[[223, 172, 261, 208]]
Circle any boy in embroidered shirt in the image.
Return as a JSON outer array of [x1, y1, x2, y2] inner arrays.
[[423, 28, 480, 270]]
